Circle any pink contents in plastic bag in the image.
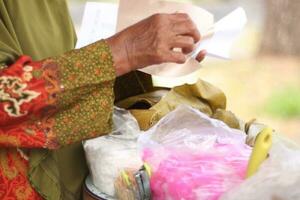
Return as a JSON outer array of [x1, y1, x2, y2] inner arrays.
[[143, 143, 251, 200], [139, 106, 252, 200]]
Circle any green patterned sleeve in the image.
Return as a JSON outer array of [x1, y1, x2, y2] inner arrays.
[[34, 40, 116, 148], [41, 40, 116, 108]]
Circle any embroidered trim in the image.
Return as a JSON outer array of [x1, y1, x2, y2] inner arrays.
[[0, 76, 40, 117], [39, 60, 62, 149]]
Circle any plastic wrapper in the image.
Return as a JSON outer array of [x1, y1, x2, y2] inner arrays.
[[138, 105, 252, 200], [221, 134, 300, 200], [114, 168, 140, 200], [83, 107, 143, 197]]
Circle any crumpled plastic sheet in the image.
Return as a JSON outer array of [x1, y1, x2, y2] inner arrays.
[[83, 107, 143, 196], [138, 105, 252, 200], [221, 135, 300, 200]]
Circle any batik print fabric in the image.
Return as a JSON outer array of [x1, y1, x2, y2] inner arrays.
[[0, 40, 116, 199]]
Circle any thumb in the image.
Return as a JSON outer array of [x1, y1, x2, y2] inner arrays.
[[196, 50, 207, 62]]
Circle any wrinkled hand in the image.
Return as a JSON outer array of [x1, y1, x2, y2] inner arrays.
[[106, 13, 206, 76]]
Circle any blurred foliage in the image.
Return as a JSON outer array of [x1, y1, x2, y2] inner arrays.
[[264, 86, 300, 118]]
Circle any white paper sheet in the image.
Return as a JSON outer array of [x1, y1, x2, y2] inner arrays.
[[75, 2, 118, 49], [75, 1, 247, 77], [189, 7, 247, 60]]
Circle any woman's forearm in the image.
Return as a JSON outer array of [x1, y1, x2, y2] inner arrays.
[[0, 40, 116, 149]]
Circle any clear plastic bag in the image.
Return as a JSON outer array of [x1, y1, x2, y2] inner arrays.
[[221, 134, 300, 200], [138, 105, 252, 200], [83, 107, 143, 197]]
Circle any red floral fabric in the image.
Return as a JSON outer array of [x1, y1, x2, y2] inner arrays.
[[0, 56, 47, 200], [0, 40, 116, 199]]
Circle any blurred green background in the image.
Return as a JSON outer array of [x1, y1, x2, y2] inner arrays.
[[68, 0, 300, 143]]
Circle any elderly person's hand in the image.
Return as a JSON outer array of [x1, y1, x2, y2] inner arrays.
[[107, 13, 206, 76]]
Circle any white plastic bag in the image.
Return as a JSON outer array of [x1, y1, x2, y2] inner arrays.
[[138, 105, 252, 200], [221, 134, 300, 200], [83, 107, 143, 196]]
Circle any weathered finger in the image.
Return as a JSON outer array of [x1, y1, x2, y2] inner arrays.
[[163, 51, 187, 64], [171, 20, 201, 43], [170, 36, 195, 54], [196, 50, 207, 62]]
